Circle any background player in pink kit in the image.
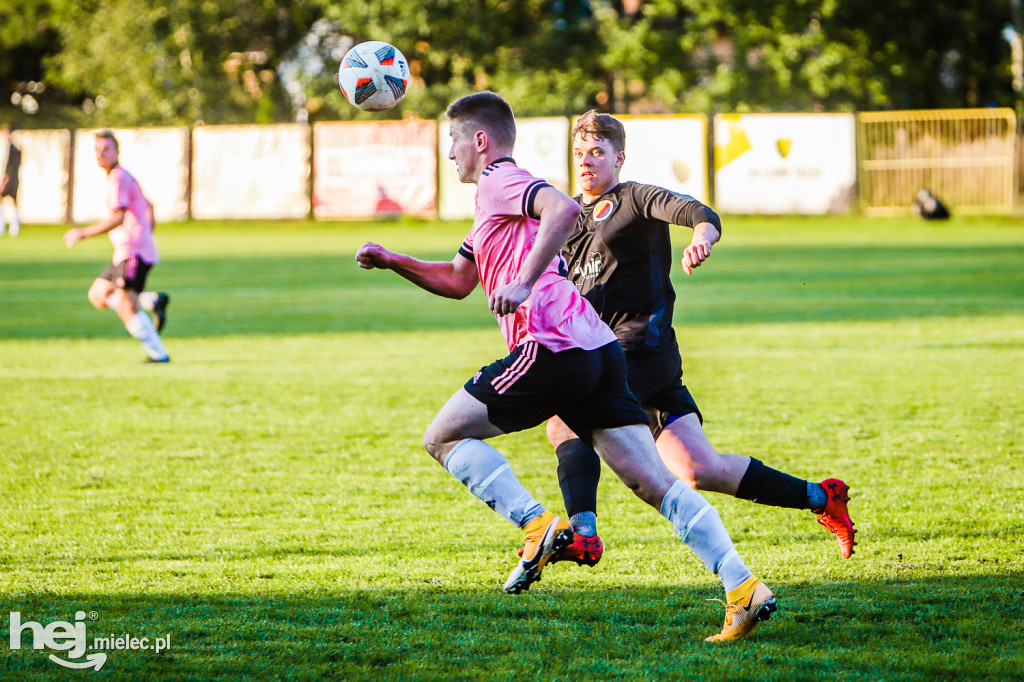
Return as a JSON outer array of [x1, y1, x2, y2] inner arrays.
[[63, 130, 170, 363], [356, 91, 777, 641]]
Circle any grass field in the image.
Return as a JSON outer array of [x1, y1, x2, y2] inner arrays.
[[1, 215, 1022, 680]]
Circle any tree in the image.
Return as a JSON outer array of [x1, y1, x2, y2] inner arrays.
[[590, 0, 886, 114], [0, 0, 69, 126], [47, 0, 317, 126], [594, 0, 1014, 113], [302, 0, 608, 120], [833, 0, 1015, 110], [6, 0, 1017, 127]]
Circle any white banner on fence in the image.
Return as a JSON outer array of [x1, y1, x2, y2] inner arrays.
[[714, 113, 856, 214], [313, 120, 436, 219], [514, 117, 570, 194], [192, 124, 310, 219], [72, 128, 189, 224], [438, 117, 570, 221], [579, 115, 707, 203], [11, 129, 69, 224]]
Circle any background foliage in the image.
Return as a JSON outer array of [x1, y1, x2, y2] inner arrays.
[[0, 0, 1021, 126]]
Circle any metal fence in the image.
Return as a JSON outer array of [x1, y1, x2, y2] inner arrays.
[[857, 108, 1018, 215], [1018, 131, 1024, 204]]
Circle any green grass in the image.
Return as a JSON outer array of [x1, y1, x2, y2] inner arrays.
[[1, 215, 1022, 680]]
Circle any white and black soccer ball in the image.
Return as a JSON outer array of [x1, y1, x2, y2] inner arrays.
[[338, 41, 410, 111]]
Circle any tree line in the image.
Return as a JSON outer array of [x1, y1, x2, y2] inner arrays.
[[2, 0, 1020, 128]]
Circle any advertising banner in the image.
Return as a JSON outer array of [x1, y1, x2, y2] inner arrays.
[[438, 117, 570, 221], [579, 115, 707, 203], [192, 124, 310, 219], [714, 113, 857, 214], [10, 129, 70, 224], [72, 128, 189, 224], [313, 120, 436, 219], [513, 117, 571, 194]]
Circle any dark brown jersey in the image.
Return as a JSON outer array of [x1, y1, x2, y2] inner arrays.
[[563, 181, 721, 350]]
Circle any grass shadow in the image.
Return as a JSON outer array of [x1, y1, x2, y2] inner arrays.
[[3, 574, 1022, 680]]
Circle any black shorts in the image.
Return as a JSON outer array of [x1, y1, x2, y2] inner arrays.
[[623, 344, 702, 438], [1, 181, 17, 198], [464, 340, 649, 438], [100, 257, 154, 293]]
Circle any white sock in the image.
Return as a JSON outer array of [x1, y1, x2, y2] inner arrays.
[[106, 293, 119, 309], [660, 480, 753, 592], [139, 291, 158, 311], [125, 310, 168, 360], [8, 206, 18, 236], [0, 204, 6, 234], [443, 438, 545, 528]]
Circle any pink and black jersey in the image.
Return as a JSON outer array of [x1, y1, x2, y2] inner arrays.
[[457, 158, 615, 353], [106, 165, 158, 265]]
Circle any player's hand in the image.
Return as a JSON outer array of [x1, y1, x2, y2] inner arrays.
[[63, 228, 84, 248], [681, 238, 712, 275], [355, 242, 392, 269], [488, 281, 531, 316]]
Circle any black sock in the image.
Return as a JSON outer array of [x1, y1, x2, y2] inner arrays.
[[556, 438, 601, 519], [735, 457, 811, 510]]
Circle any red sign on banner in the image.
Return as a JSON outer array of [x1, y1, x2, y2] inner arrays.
[[313, 120, 437, 218]]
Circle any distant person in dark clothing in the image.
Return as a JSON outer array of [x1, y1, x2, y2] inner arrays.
[[912, 189, 950, 220]]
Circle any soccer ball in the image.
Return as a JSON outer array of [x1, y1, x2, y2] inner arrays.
[[338, 41, 410, 111]]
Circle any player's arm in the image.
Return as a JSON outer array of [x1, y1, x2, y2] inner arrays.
[[63, 209, 125, 248], [641, 185, 722, 275], [355, 242, 479, 299], [488, 186, 581, 316]]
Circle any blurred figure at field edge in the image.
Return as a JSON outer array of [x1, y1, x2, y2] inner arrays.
[[63, 130, 171, 363], [0, 124, 22, 237], [545, 110, 857, 568]]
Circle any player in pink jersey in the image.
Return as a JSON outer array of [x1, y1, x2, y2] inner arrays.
[[63, 131, 170, 363], [357, 92, 776, 641]]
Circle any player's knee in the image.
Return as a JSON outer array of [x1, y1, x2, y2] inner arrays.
[[694, 447, 724, 482], [674, 469, 700, 490], [630, 480, 666, 508], [422, 429, 449, 464], [545, 418, 574, 448], [658, 431, 717, 490], [611, 471, 662, 508], [675, 449, 721, 491]]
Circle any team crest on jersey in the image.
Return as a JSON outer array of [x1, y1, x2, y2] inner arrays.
[[572, 251, 604, 281], [592, 199, 615, 222]]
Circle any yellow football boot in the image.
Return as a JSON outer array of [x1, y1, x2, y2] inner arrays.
[[705, 576, 777, 642]]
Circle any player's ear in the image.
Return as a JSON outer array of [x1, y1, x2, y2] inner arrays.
[[475, 130, 488, 152], [615, 151, 625, 168]]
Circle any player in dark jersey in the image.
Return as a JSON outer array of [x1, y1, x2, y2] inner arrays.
[[546, 111, 857, 566]]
